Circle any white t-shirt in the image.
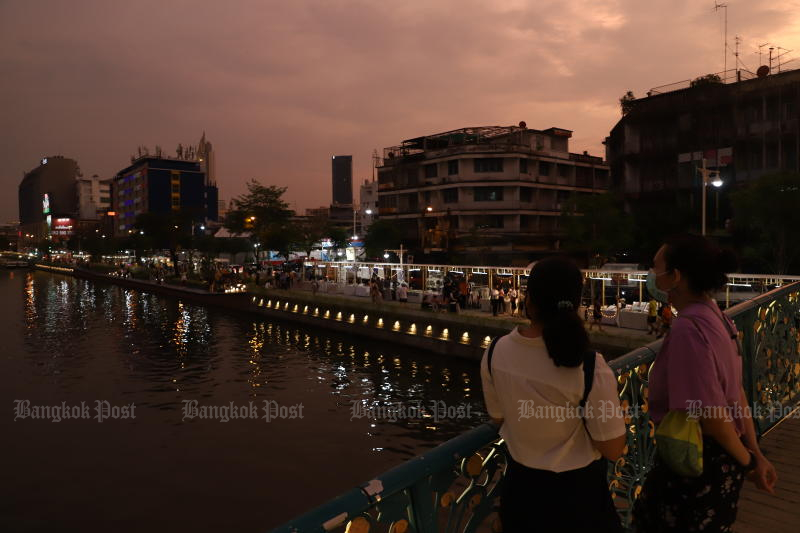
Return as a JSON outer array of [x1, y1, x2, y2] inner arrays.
[[481, 327, 626, 472]]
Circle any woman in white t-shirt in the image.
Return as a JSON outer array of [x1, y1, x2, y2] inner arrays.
[[481, 256, 626, 533]]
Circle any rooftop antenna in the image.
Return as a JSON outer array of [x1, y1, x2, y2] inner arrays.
[[714, 2, 728, 78], [775, 47, 792, 73], [758, 43, 770, 68]]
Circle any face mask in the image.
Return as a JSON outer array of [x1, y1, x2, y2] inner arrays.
[[646, 269, 671, 304]]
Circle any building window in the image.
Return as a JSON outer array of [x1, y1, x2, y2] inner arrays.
[[557, 164, 571, 178], [538, 161, 551, 177], [474, 158, 504, 173], [474, 187, 504, 201], [442, 188, 458, 203], [475, 215, 504, 228], [448, 159, 459, 175], [520, 187, 532, 202], [172, 184, 180, 193], [424, 164, 438, 179], [520, 158, 529, 174]]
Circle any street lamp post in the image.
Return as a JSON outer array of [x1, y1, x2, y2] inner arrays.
[[384, 244, 406, 283], [699, 159, 724, 236]]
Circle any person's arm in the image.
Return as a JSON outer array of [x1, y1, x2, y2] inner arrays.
[[700, 415, 751, 465], [737, 385, 778, 493], [592, 434, 626, 461]]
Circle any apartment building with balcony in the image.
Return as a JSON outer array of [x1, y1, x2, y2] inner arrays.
[[376, 124, 610, 261]]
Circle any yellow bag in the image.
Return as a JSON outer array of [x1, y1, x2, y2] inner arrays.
[[655, 410, 703, 477]]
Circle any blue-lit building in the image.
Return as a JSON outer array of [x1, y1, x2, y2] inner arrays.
[[112, 156, 218, 236]]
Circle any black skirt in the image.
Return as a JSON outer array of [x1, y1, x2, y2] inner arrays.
[[500, 455, 622, 533], [632, 436, 746, 532]]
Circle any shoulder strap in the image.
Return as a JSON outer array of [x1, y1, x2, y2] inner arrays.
[[486, 336, 502, 377], [580, 350, 596, 436], [580, 350, 596, 410]]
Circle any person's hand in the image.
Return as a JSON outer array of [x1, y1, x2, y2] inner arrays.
[[747, 453, 778, 494]]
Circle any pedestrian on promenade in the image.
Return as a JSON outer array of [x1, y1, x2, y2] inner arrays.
[[311, 277, 319, 296], [632, 234, 777, 532], [491, 285, 501, 316], [508, 287, 518, 315], [481, 256, 626, 533], [646, 298, 659, 335], [656, 303, 673, 339], [588, 297, 604, 331], [397, 282, 408, 303]]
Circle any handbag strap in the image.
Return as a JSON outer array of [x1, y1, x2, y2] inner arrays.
[[488, 336, 596, 432], [486, 336, 502, 377], [682, 303, 742, 357]]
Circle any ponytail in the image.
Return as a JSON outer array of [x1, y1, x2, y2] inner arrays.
[[527, 257, 590, 367]]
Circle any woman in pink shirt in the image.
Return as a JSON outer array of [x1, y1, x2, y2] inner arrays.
[[633, 234, 777, 532]]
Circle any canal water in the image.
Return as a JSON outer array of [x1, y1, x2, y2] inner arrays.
[[0, 271, 488, 532]]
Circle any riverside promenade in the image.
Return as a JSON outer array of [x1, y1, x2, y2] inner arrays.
[[247, 283, 655, 359]]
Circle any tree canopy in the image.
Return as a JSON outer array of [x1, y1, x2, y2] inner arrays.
[[731, 172, 800, 274], [363, 219, 401, 260], [224, 180, 294, 254], [560, 193, 634, 266]]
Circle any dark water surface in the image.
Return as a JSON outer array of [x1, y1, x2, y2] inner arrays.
[[0, 271, 486, 532]]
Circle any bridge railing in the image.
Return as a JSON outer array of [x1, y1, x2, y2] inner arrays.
[[270, 282, 800, 533]]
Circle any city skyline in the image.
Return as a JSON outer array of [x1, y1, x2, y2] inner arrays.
[[2, 0, 800, 221]]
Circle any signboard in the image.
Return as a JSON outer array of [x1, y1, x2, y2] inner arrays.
[[42, 193, 50, 214], [52, 218, 74, 237]]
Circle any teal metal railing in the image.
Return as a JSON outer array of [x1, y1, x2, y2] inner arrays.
[[271, 282, 800, 533]]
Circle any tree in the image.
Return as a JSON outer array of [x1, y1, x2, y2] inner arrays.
[[292, 215, 330, 258], [363, 219, 401, 260], [731, 172, 800, 274], [326, 225, 350, 260], [690, 73, 723, 88], [225, 180, 294, 256], [134, 209, 199, 274], [560, 193, 634, 266], [619, 90, 637, 116]]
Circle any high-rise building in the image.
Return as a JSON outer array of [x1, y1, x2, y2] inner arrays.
[[331, 155, 353, 206], [112, 156, 218, 236], [18, 156, 82, 240]]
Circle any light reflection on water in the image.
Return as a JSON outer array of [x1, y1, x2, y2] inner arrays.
[[3, 271, 487, 532]]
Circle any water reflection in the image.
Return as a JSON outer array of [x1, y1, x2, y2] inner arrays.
[[17, 273, 484, 462]]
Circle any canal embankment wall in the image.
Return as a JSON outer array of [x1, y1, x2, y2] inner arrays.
[[33, 263, 649, 360]]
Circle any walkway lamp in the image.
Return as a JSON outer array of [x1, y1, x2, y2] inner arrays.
[[699, 159, 724, 236]]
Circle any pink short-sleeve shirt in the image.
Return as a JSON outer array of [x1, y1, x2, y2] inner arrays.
[[648, 300, 746, 435]]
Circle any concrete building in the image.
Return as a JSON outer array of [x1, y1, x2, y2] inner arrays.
[[112, 155, 218, 236], [18, 156, 82, 240], [358, 179, 378, 234], [376, 124, 610, 260], [606, 67, 800, 229], [77, 174, 112, 220], [331, 155, 353, 207]]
